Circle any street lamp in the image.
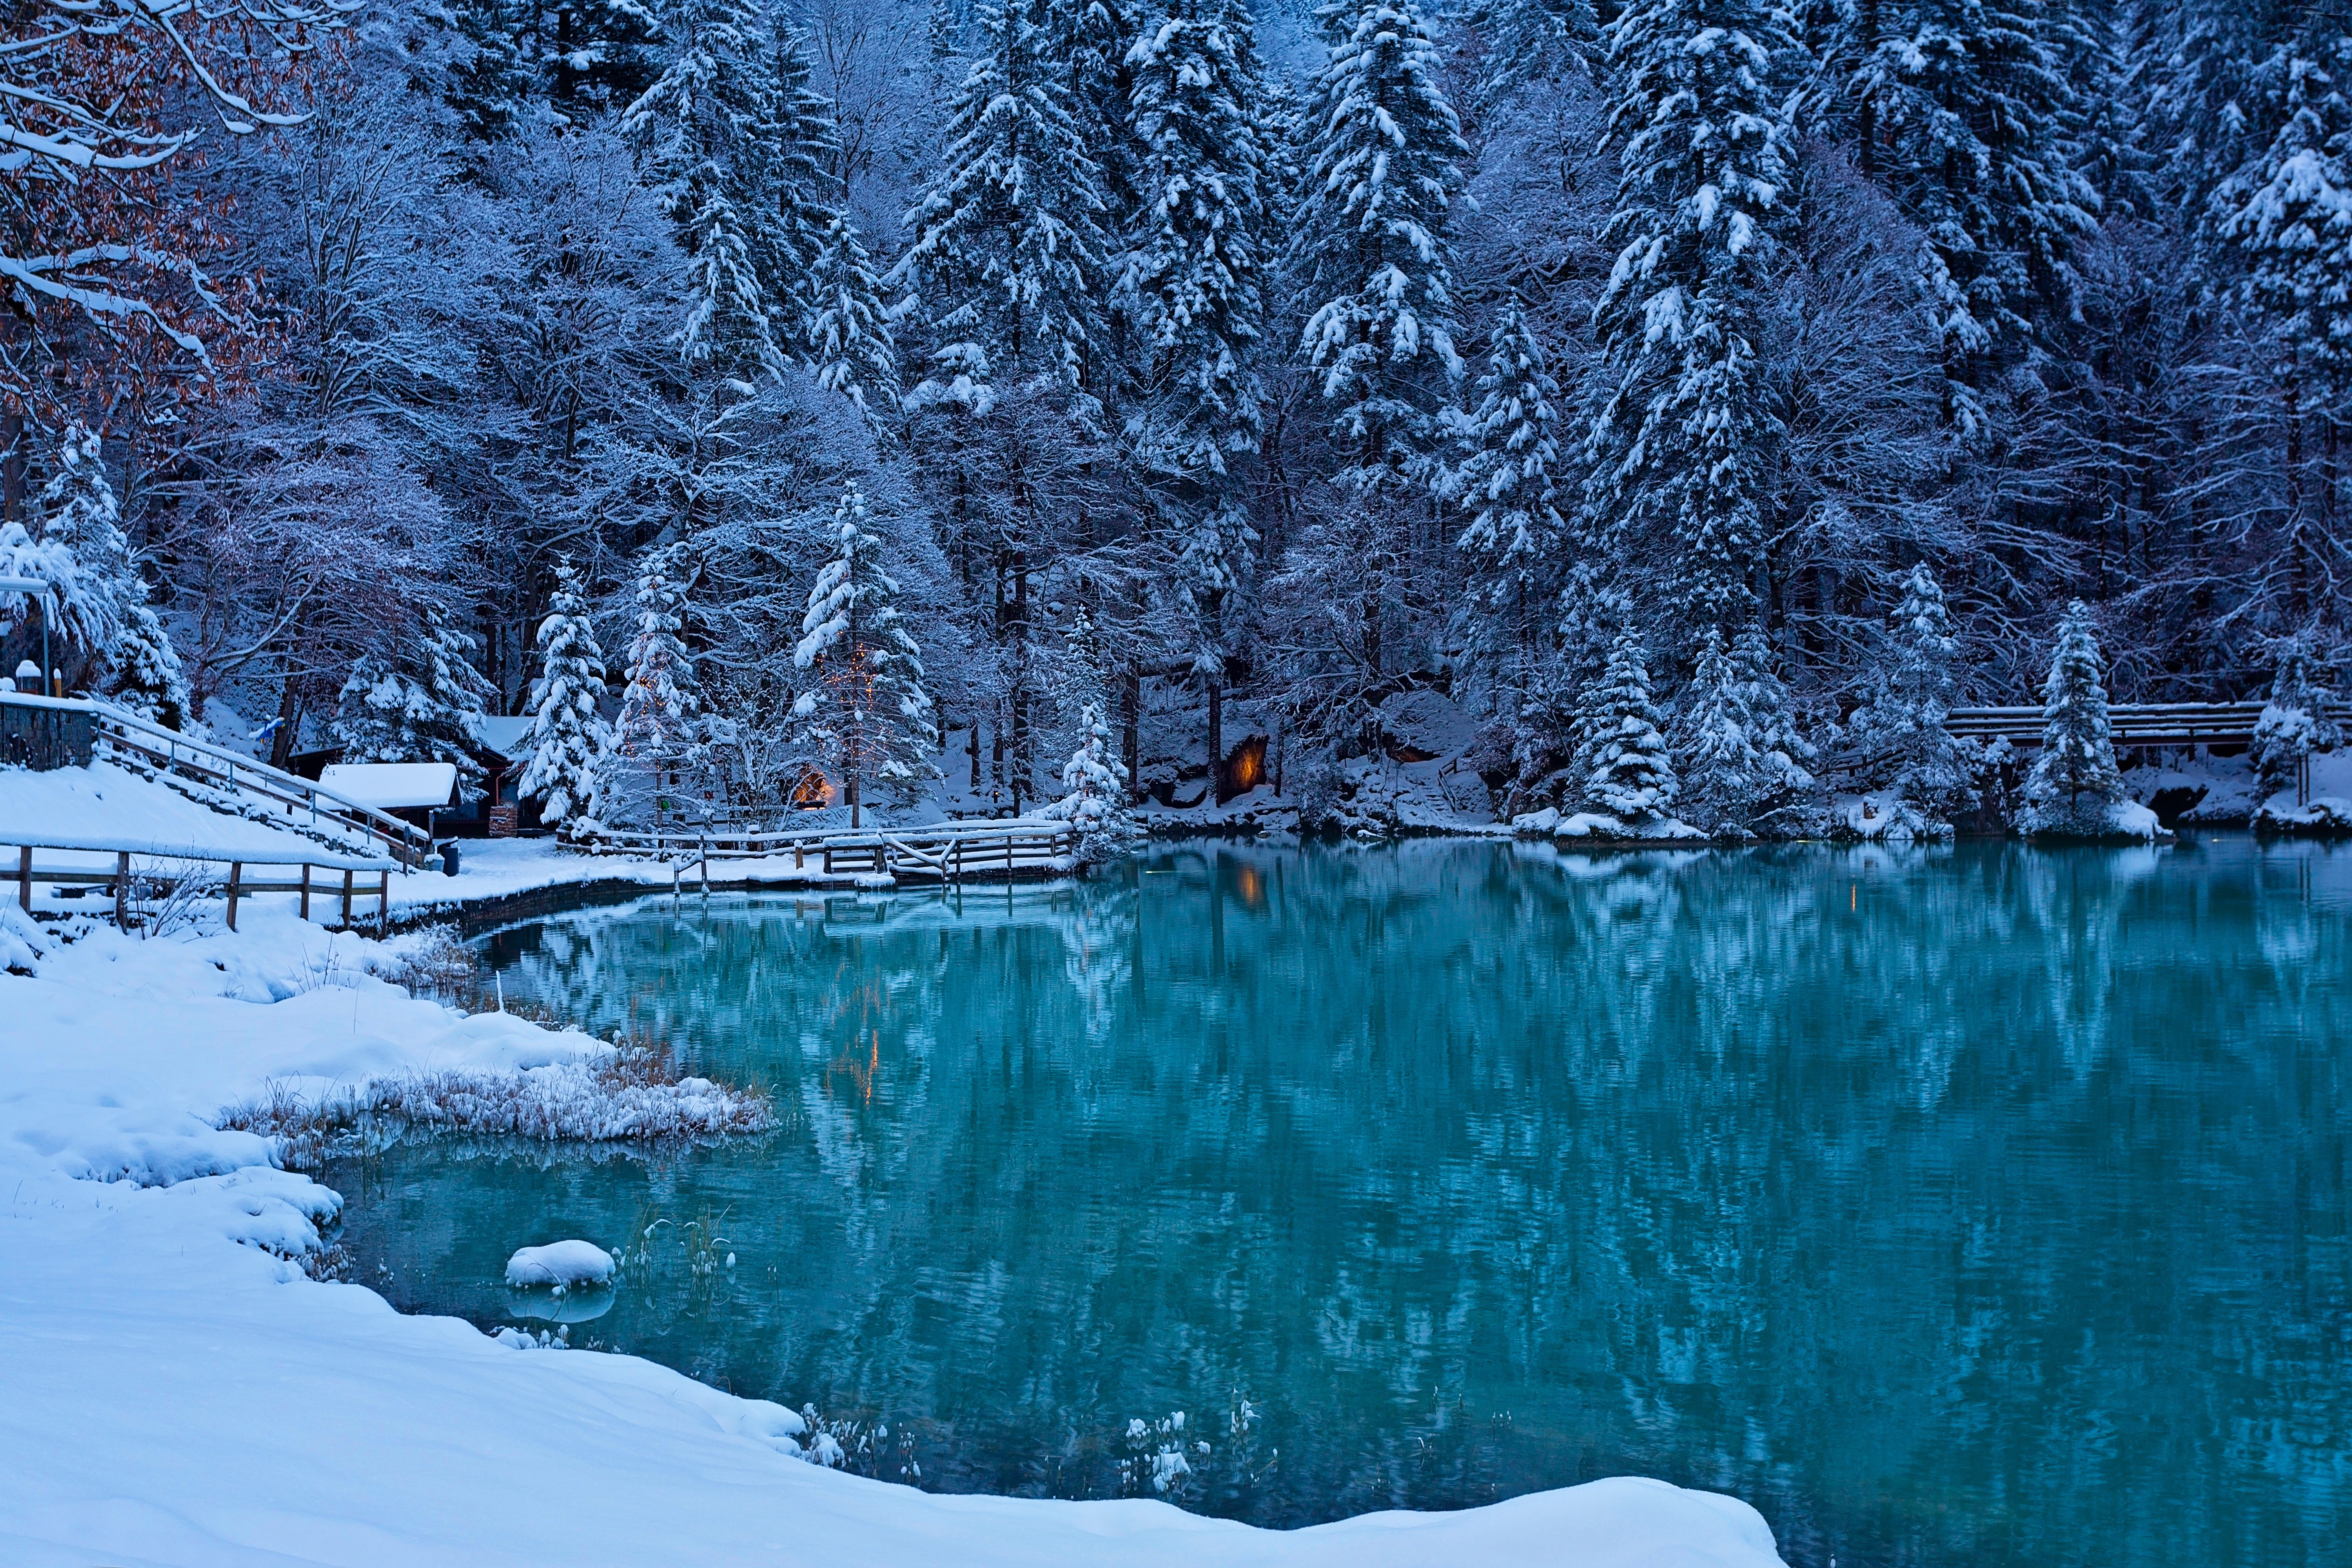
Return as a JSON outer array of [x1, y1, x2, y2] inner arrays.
[[0, 574, 56, 695]]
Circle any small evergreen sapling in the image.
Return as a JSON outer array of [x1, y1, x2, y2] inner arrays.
[[518, 561, 614, 835], [792, 486, 941, 826], [1846, 564, 1973, 824], [2019, 599, 2125, 836], [1572, 627, 1681, 829]]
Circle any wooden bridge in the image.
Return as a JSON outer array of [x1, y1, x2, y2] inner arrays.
[[1947, 702, 2352, 750], [576, 819, 1080, 884]]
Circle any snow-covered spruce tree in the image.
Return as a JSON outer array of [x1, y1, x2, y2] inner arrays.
[[894, 0, 1113, 394], [1846, 563, 1972, 824], [791, 486, 941, 827], [1290, 0, 1468, 490], [620, 0, 800, 385], [806, 212, 899, 419], [599, 547, 706, 829], [1446, 305, 1567, 705], [1583, 0, 1795, 646], [1571, 626, 1681, 830], [1123, 0, 1273, 772], [1040, 699, 1136, 857], [333, 601, 497, 791], [1673, 628, 1756, 835], [517, 561, 613, 835], [2018, 600, 2127, 837], [1815, 0, 2098, 424], [2217, 48, 2352, 609], [1464, 0, 1597, 112], [2, 425, 187, 720], [2251, 633, 2343, 801]]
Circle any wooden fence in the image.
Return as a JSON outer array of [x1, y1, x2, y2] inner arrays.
[[1947, 702, 2352, 750], [8, 836, 401, 933]]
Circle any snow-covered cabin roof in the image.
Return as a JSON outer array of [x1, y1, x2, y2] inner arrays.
[[318, 762, 460, 810], [473, 715, 533, 762]]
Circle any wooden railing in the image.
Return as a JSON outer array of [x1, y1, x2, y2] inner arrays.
[[1, 692, 432, 868], [574, 817, 1080, 882], [7, 835, 400, 933], [1947, 702, 2352, 749]]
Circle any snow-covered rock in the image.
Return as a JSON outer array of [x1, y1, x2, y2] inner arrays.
[[506, 1240, 617, 1290]]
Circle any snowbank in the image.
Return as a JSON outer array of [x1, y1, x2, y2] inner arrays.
[[0, 758, 387, 866], [506, 1240, 617, 1290], [0, 905, 1785, 1568], [1512, 806, 1710, 845]]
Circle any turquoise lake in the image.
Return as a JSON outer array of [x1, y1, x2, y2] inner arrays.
[[321, 838, 2352, 1566]]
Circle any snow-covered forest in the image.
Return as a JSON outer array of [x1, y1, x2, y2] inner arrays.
[[2, 0, 2348, 837]]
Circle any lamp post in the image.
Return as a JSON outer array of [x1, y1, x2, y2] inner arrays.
[[0, 575, 56, 695]]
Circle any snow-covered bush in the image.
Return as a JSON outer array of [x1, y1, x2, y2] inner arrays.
[[2249, 633, 2341, 797]]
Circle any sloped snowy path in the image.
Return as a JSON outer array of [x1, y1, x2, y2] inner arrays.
[[0, 911, 1782, 1568]]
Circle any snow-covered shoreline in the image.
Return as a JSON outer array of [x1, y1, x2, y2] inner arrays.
[[0, 902, 1782, 1568]]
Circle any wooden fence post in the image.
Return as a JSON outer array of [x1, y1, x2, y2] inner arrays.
[[225, 862, 243, 931], [114, 851, 129, 928], [17, 845, 30, 912], [341, 869, 354, 927], [299, 864, 312, 922], [378, 869, 390, 937]]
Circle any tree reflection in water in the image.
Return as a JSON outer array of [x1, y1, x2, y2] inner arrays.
[[330, 839, 2352, 1568]]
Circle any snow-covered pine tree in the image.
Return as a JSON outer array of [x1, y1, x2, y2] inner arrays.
[[1463, 0, 1597, 112], [1674, 628, 1755, 835], [1123, 0, 1273, 773], [2018, 599, 2126, 836], [1040, 700, 1136, 855], [1736, 621, 1818, 823], [1446, 305, 1566, 704], [333, 601, 497, 791], [1571, 626, 1681, 829], [2217, 47, 2352, 614], [541, 0, 665, 110], [755, 26, 849, 337], [2251, 632, 2343, 801], [1846, 562, 1972, 822], [894, 0, 1113, 393], [791, 486, 941, 826], [621, 0, 797, 383], [1818, 0, 2099, 423], [806, 213, 899, 418], [0, 426, 189, 722], [600, 546, 706, 828], [1584, 0, 1795, 645], [1289, 0, 1468, 490], [517, 561, 614, 835], [440, 0, 541, 140]]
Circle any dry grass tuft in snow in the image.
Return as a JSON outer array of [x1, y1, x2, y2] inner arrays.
[[223, 1040, 774, 1159]]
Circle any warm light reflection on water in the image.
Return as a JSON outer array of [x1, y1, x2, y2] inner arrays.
[[324, 837, 2352, 1567]]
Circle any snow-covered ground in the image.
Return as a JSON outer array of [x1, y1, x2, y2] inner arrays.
[[0, 903, 1784, 1568]]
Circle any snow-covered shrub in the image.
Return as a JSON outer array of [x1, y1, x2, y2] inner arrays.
[[2249, 633, 2341, 797]]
